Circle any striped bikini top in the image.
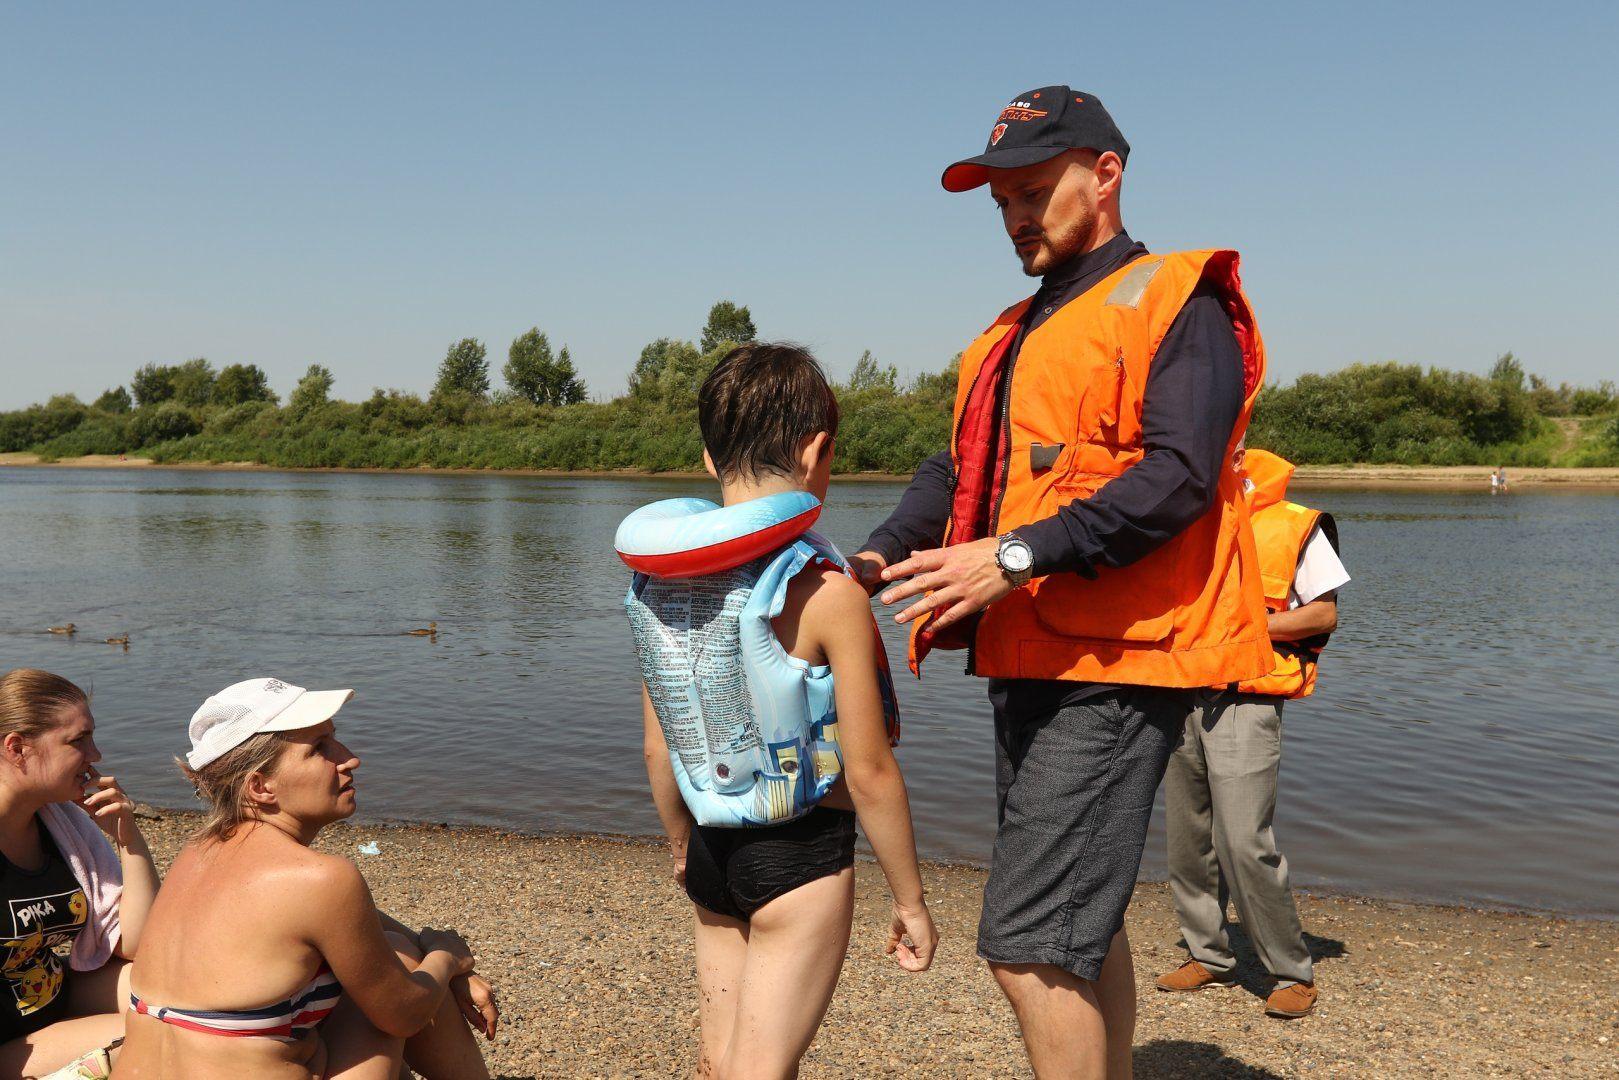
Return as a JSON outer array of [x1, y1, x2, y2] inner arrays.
[[129, 965, 342, 1040]]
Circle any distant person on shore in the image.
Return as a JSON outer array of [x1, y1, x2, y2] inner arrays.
[[1156, 449, 1347, 1019], [0, 669, 161, 1080], [116, 678, 498, 1080], [626, 345, 936, 1079], [847, 85, 1272, 1075], [1491, 466, 1508, 493]]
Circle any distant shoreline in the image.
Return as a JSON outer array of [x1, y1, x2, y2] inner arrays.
[[4, 452, 1618, 489]]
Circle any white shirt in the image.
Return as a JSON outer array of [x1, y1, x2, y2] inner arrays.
[[1288, 525, 1350, 608]]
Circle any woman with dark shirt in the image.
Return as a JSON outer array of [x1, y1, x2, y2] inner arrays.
[[0, 669, 161, 1079]]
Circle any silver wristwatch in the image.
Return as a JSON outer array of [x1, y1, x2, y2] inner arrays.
[[995, 532, 1035, 588]]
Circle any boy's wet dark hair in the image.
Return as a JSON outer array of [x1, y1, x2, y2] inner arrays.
[[699, 343, 840, 481]]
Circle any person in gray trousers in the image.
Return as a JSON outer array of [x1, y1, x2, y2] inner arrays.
[[1157, 451, 1347, 1019]]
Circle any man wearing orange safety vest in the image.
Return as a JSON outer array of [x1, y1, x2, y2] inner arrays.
[[1156, 448, 1346, 1019], [850, 86, 1272, 1075]]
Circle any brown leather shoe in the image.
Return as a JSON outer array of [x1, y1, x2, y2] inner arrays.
[[1264, 981, 1318, 1018], [1155, 960, 1234, 992]]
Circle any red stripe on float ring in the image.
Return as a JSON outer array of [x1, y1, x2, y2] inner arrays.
[[618, 506, 821, 578]]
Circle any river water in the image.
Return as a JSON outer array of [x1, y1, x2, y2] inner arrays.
[[2, 467, 1615, 916]]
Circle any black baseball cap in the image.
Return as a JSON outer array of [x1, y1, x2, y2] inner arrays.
[[942, 85, 1130, 193]]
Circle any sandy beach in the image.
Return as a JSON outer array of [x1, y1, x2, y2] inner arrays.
[[4, 452, 1618, 490], [125, 808, 1617, 1079]]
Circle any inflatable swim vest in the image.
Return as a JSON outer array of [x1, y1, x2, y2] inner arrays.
[[619, 492, 900, 828]]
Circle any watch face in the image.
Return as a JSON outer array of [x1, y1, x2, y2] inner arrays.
[[1002, 541, 1033, 574]]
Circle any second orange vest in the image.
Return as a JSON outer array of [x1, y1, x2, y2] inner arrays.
[[1233, 449, 1334, 699], [910, 249, 1272, 689]]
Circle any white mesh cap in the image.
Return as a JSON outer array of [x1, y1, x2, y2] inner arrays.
[[186, 677, 354, 770]]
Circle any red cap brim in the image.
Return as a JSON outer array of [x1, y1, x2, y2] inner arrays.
[[941, 146, 1073, 192]]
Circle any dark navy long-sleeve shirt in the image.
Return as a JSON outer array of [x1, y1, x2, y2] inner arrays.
[[862, 231, 1245, 579]]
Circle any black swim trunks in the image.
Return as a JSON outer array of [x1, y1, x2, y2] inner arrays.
[[684, 807, 856, 921]]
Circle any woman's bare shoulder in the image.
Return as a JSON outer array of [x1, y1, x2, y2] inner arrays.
[[179, 829, 365, 899]]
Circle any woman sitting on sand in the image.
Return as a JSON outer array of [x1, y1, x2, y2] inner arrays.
[[0, 668, 161, 1080], [116, 677, 498, 1080]]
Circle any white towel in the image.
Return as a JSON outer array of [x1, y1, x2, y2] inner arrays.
[[38, 802, 123, 971]]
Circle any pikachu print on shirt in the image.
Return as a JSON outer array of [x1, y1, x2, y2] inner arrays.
[[1, 888, 88, 1016]]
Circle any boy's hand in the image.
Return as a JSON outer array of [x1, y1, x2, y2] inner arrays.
[[846, 551, 889, 596], [670, 837, 688, 888], [886, 900, 937, 973]]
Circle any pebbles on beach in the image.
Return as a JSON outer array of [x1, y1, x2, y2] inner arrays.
[[134, 811, 1617, 1078]]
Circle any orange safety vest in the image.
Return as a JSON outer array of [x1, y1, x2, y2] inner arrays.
[[1233, 449, 1335, 699], [910, 249, 1272, 688]]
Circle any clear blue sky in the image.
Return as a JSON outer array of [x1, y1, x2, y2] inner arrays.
[[3, 1, 1615, 409]]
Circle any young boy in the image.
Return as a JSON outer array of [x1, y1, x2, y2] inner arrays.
[[628, 343, 936, 1078]]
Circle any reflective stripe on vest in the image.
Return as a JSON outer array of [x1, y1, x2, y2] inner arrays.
[[910, 249, 1273, 688]]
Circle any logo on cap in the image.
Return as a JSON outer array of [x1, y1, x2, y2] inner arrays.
[[999, 103, 1048, 123], [990, 123, 1008, 146], [263, 678, 289, 694]]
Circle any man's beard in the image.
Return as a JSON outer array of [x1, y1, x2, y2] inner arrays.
[[1016, 205, 1097, 277]]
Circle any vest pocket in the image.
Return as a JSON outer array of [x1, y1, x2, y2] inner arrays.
[[1029, 474, 1180, 644]]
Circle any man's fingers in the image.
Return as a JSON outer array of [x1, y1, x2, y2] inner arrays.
[[880, 549, 947, 581], [879, 569, 948, 607], [928, 599, 980, 633], [894, 586, 955, 625]]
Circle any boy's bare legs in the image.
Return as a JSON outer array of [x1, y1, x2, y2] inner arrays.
[[990, 929, 1136, 1080], [693, 906, 749, 1077], [716, 868, 854, 1080]]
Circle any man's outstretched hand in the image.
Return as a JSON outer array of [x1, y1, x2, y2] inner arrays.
[[878, 537, 1013, 632]]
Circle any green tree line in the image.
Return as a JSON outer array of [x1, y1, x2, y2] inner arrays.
[[3, 305, 1616, 472]]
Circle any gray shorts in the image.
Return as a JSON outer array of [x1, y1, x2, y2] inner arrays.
[[977, 682, 1188, 981]]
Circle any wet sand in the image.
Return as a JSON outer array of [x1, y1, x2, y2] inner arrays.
[[132, 809, 1619, 1078], [4, 453, 1618, 489]]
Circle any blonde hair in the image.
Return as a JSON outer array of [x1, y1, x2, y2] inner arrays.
[[0, 669, 89, 741], [179, 730, 293, 842]]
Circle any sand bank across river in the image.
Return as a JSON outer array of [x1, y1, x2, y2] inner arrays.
[[4, 452, 1617, 489]]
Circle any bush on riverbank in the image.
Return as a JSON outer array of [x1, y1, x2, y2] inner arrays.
[[5, 312, 1616, 471], [1250, 358, 1559, 467]]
